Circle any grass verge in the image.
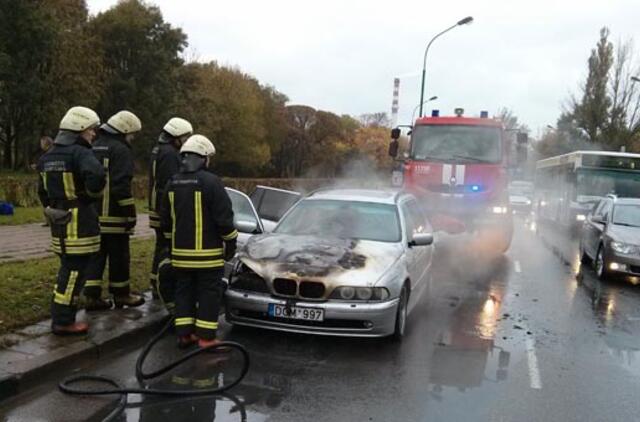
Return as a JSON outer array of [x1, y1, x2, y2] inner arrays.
[[0, 238, 154, 335], [0, 199, 149, 226]]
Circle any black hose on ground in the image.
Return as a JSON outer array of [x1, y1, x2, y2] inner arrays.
[[58, 317, 250, 420]]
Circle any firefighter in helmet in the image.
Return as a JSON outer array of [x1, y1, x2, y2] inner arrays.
[[148, 117, 193, 305], [37, 106, 106, 335], [160, 134, 237, 348], [84, 110, 145, 309]]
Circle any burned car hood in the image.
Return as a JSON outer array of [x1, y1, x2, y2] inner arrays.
[[237, 234, 404, 286]]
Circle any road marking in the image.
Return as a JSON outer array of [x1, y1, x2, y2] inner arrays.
[[525, 336, 542, 389], [514, 260, 522, 273]]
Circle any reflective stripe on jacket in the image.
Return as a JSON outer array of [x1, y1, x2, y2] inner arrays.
[[37, 131, 106, 255], [92, 130, 136, 234], [161, 169, 237, 269]]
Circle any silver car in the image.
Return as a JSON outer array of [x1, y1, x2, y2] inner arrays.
[[225, 188, 435, 339]]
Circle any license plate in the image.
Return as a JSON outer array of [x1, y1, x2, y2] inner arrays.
[[268, 304, 324, 321]]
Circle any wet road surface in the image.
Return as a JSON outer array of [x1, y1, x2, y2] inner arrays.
[[3, 219, 640, 421]]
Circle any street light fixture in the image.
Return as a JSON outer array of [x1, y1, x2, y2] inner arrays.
[[418, 16, 473, 118], [631, 76, 640, 83], [411, 96, 438, 123]]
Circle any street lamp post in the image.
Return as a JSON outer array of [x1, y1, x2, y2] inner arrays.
[[418, 16, 473, 118], [411, 96, 438, 123]]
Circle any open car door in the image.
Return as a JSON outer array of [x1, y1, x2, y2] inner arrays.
[[249, 185, 302, 232]]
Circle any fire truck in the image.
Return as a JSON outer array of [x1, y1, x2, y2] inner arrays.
[[389, 109, 522, 253]]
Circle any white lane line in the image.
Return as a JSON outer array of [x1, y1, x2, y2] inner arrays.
[[514, 260, 522, 273], [525, 336, 542, 389]]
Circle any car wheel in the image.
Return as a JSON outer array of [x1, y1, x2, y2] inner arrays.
[[392, 285, 409, 341], [579, 241, 591, 264], [595, 245, 609, 280]]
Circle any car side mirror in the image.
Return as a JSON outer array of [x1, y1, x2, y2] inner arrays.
[[235, 219, 262, 234], [592, 215, 606, 225], [388, 139, 399, 158], [409, 233, 434, 247]]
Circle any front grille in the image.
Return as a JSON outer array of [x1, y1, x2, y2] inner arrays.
[[234, 309, 368, 329], [230, 272, 269, 293], [273, 278, 297, 296], [299, 281, 325, 299]]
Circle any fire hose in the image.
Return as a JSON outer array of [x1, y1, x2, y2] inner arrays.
[[58, 317, 250, 421]]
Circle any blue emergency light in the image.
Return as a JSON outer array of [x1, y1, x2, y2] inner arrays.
[[471, 185, 480, 192], [431, 109, 439, 117]]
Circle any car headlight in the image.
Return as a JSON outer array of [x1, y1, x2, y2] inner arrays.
[[576, 214, 586, 221], [611, 241, 637, 255], [330, 286, 390, 301], [491, 206, 509, 214]]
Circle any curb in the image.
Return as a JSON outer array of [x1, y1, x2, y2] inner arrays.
[[0, 293, 167, 403]]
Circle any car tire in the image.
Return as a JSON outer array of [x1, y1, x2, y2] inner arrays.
[[579, 242, 591, 264], [595, 245, 610, 281], [392, 285, 409, 341]]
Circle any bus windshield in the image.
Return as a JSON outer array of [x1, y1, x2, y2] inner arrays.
[[411, 125, 502, 164], [577, 169, 640, 198]]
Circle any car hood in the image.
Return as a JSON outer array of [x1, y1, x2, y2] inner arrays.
[[237, 234, 404, 287], [608, 225, 640, 245]]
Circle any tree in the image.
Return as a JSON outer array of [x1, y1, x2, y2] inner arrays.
[[572, 27, 614, 144], [174, 62, 278, 176], [359, 112, 391, 128], [90, 0, 188, 161], [0, 0, 53, 168]]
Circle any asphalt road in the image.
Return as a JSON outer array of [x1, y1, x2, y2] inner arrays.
[[2, 218, 640, 421]]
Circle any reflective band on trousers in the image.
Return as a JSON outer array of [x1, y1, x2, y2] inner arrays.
[[54, 271, 78, 305], [195, 319, 218, 330], [84, 279, 103, 288], [175, 317, 195, 326]]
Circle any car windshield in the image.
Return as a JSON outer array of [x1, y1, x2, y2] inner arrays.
[[612, 204, 640, 227], [577, 170, 640, 197], [411, 124, 502, 163], [274, 199, 401, 242]]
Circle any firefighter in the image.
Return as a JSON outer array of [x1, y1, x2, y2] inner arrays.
[[160, 134, 237, 349], [148, 117, 193, 303], [84, 111, 145, 310], [37, 106, 106, 335]]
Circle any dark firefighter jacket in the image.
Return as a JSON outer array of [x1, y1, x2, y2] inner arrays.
[[160, 163, 237, 269], [92, 127, 137, 234], [37, 130, 106, 255], [148, 133, 181, 229]]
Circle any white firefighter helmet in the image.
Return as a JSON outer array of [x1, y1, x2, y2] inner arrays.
[[107, 110, 142, 134], [163, 117, 193, 138], [180, 134, 216, 157], [59, 106, 100, 132]]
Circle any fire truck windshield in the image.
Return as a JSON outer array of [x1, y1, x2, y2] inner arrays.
[[411, 124, 502, 164]]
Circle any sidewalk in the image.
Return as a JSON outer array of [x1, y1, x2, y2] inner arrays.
[[0, 214, 153, 264], [0, 291, 167, 402]]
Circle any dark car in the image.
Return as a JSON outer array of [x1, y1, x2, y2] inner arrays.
[[579, 195, 640, 280]]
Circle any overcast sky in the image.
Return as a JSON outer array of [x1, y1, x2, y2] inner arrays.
[[88, 0, 639, 137]]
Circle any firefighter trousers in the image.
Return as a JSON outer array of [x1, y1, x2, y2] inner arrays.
[[52, 253, 93, 326], [157, 247, 176, 314], [174, 268, 225, 340], [84, 234, 131, 298], [150, 228, 163, 293]]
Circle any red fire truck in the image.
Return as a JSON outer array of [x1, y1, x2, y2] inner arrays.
[[389, 109, 516, 253]]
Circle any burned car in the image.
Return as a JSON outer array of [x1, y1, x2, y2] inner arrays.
[[225, 188, 434, 339]]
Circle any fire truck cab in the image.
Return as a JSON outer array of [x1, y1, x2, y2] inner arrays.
[[389, 109, 514, 253]]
